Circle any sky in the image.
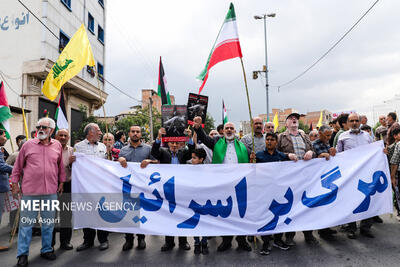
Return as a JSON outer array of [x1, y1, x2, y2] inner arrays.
[[96, 0, 400, 127]]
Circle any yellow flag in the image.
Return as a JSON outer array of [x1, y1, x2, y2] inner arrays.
[[42, 24, 95, 100], [273, 112, 279, 132], [317, 110, 323, 128]]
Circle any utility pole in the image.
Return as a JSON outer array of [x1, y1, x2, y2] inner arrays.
[[149, 97, 154, 142], [254, 13, 276, 121]]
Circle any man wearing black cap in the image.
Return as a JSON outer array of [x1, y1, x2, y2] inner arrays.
[[277, 112, 317, 246]]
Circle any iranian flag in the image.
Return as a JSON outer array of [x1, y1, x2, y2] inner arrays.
[[54, 89, 68, 130], [223, 100, 228, 124], [158, 56, 171, 105], [0, 81, 13, 139], [197, 3, 243, 94]]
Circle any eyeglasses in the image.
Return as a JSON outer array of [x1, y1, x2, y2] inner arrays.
[[266, 126, 274, 129], [349, 120, 359, 123], [36, 125, 49, 130]]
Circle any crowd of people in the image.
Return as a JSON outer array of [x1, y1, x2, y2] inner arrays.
[[0, 110, 398, 266]]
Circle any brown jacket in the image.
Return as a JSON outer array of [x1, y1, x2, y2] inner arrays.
[[278, 130, 315, 157]]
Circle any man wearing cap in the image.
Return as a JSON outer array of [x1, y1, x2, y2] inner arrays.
[[277, 112, 317, 246]]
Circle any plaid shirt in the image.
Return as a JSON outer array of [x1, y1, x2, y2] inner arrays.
[[312, 139, 330, 156], [390, 142, 400, 166], [290, 134, 306, 159]]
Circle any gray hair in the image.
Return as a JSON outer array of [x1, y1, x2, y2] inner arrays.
[[224, 122, 236, 130], [318, 125, 332, 133], [37, 117, 55, 129], [83, 123, 99, 137], [102, 133, 114, 140]]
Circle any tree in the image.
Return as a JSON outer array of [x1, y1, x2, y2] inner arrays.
[[299, 120, 310, 133], [71, 104, 109, 144], [115, 107, 162, 142], [204, 113, 215, 134]]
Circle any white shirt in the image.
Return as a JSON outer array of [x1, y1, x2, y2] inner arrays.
[[222, 140, 238, 164], [74, 139, 107, 159]]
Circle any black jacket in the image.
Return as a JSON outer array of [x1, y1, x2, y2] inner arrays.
[[151, 140, 194, 164]]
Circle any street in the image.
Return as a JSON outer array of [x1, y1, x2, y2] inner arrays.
[[1, 214, 400, 266]]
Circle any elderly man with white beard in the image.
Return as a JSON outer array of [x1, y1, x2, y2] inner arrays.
[[11, 118, 66, 266], [193, 116, 252, 252]]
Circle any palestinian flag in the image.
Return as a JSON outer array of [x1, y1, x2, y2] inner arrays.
[[55, 89, 68, 130], [158, 57, 171, 105], [0, 81, 13, 139], [223, 100, 228, 124], [197, 3, 243, 94]]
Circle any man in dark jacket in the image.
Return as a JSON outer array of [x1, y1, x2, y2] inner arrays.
[[146, 127, 194, 251]]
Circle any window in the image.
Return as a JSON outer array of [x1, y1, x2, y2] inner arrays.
[[97, 63, 104, 82], [59, 30, 70, 53], [61, 0, 72, 11], [98, 25, 104, 44], [88, 13, 94, 34], [98, 0, 104, 8]]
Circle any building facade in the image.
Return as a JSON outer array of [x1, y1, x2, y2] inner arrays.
[[141, 89, 175, 113], [0, 0, 107, 148]]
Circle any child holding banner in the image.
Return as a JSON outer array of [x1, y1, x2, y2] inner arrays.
[[256, 132, 297, 255], [190, 148, 209, 255]]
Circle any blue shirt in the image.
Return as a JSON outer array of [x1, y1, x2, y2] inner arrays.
[[171, 153, 179, 164], [256, 149, 289, 163], [114, 140, 125, 150]]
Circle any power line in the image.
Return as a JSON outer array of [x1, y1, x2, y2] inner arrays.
[[105, 79, 142, 102], [275, 0, 381, 89], [15, 0, 142, 104]]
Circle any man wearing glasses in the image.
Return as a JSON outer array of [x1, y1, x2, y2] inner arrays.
[[11, 118, 65, 266], [336, 113, 374, 239]]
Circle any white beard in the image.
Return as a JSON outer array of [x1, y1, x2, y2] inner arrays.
[[225, 134, 235, 141], [37, 132, 48, 140]]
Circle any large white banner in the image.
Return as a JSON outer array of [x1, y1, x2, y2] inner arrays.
[[71, 141, 392, 236]]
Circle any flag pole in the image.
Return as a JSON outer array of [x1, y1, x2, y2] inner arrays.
[[239, 58, 255, 157], [94, 66, 110, 160], [22, 106, 29, 140]]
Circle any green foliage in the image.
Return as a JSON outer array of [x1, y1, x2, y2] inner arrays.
[[299, 120, 310, 133], [204, 113, 215, 134], [278, 126, 287, 133], [71, 104, 109, 143], [114, 107, 162, 142]]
